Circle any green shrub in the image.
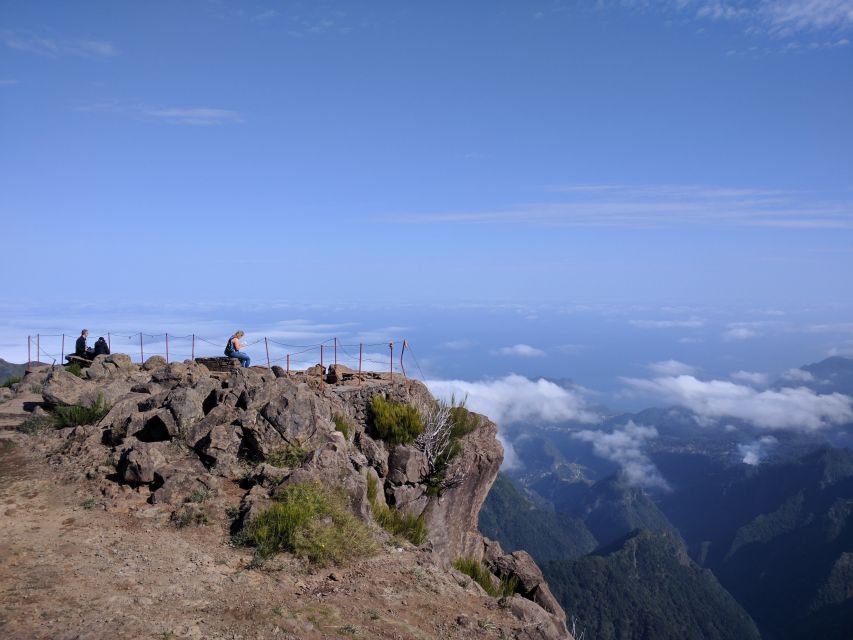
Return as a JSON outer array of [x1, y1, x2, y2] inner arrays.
[[188, 487, 210, 503], [266, 444, 308, 468], [29, 383, 43, 394], [80, 498, 96, 510], [1, 376, 21, 389], [244, 481, 376, 566], [333, 414, 351, 439], [450, 403, 479, 440], [368, 396, 423, 445], [65, 363, 82, 377], [53, 394, 110, 428], [16, 415, 55, 435], [366, 473, 427, 545], [453, 558, 519, 598]]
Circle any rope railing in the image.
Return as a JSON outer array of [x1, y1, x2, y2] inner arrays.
[[24, 331, 427, 380]]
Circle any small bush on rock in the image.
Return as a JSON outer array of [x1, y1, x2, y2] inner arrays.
[[53, 394, 110, 428], [245, 481, 375, 566], [65, 363, 82, 377], [266, 444, 308, 468], [366, 474, 427, 545], [368, 396, 423, 446], [333, 414, 351, 439], [453, 558, 519, 598]]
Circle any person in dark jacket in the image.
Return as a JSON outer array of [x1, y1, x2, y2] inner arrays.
[[75, 329, 94, 360], [93, 336, 110, 357]]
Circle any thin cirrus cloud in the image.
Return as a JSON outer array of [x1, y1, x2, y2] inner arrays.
[[373, 184, 853, 230], [145, 108, 243, 126], [572, 421, 670, 490], [1, 31, 118, 57], [631, 316, 706, 329], [492, 344, 545, 357], [75, 102, 244, 126], [613, 1, 853, 36], [622, 373, 853, 432]]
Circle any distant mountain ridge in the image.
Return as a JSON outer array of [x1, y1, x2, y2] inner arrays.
[[0, 358, 29, 384]]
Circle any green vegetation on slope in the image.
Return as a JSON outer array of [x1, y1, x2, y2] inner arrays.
[[479, 473, 597, 563], [547, 530, 761, 640]]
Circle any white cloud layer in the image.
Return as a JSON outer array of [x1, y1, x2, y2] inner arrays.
[[731, 370, 770, 385], [573, 421, 670, 490], [426, 374, 600, 426], [493, 344, 545, 358], [622, 374, 853, 431], [783, 367, 816, 382], [648, 360, 697, 376], [738, 436, 779, 465]]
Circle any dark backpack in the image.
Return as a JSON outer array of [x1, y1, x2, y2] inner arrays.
[[224, 337, 235, 356]]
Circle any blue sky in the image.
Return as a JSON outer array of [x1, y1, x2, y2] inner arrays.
[[2, 1, 853, 410]]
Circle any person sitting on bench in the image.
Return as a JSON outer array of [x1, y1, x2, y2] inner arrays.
[[75, 329, 95, 360], [225, 330, 251, 368], [93, 336, 110, 357]]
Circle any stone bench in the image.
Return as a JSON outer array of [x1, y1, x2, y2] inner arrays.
[[65, 355, 93, 368], [195, 357, 242, 372]]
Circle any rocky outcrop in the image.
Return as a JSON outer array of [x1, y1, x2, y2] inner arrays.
[[27, 358, 570, 639]]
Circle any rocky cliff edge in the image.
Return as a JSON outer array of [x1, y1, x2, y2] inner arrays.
[[5, 356, 570, 639]]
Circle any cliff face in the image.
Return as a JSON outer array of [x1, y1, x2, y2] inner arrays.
[[16, 356, 570, 639]]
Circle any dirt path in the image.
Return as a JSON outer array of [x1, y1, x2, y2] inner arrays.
[[0, 402, 527, 640]]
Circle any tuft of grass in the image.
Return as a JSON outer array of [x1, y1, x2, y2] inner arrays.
[[188, 487, 210, 504], [0, 440, 16, 453], [452, 558, 519, 598], [171, 508, 209, 528], [244, 481, 376, 566], [65, 363, 82, 377], [80, 498, 96, 510], [333, 414, 352, 439], [339, 624, 359, 635], [16, 415, 55, 435], [29, 383, 43, 394], [53, 393, 110, 428], [366, 473, 427, 546], [1, 376, 22, 389], [266, 444, 308, 468], [367, 396, 423, 446]]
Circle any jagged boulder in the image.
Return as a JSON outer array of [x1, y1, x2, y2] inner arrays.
[[326, 363, 354, 383], [356, 431, 389, 476], [388, 484, 429, 518], [387, 444, 428, 485], [118, 442, 168, 485], [42, 368, 91, 406], [258, 379, 334, 446], [143, 355, 167, 370], [151, 464, 220, 505], [84, 353, 137, 381], [99, 395, 147, 445], [488, 549, 566, 629], [505, 595, 568, 640]]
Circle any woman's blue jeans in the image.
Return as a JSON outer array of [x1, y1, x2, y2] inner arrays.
[[232, 350, 251, 368]]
